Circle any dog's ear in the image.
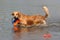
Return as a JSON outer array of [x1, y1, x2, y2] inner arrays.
[[17, 12, 21, 17]]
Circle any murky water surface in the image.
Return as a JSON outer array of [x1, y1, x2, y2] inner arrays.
[[0, 0, 60, 40]]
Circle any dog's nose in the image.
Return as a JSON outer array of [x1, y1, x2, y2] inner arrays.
[[14, 17, 18, 20], [14, 17, 16, 19]]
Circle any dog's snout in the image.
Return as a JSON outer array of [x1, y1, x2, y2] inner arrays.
[[14, 17, 16, 18]]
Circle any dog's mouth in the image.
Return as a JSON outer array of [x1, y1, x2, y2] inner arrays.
[[11, 16, 19, 21], [13, 17, 19, 20], [14, 17, 17, 19], [11, 16, 20, 24]]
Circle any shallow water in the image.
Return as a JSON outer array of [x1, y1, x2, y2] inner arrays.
[[0, 0, 60, 40]]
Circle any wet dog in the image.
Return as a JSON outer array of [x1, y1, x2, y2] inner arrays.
[[11, 6, 49, 27]]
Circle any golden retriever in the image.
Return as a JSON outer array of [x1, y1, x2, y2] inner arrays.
[[11, 6, 49, 27]]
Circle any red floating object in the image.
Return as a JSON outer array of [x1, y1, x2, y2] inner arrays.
[[43, 33, 51, 39]]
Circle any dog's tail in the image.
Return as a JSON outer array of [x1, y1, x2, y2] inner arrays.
[[43, 6, 49, 18]]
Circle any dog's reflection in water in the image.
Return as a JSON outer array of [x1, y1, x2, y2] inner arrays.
[[12, 27, 38, 40], [12, 27, 34, 40], [13, 26, 38, 32], [12, 25, 47, 40], [13, 32, 21, 40]]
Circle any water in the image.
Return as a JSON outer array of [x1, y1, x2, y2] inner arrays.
[[0, 0, 60, 40]]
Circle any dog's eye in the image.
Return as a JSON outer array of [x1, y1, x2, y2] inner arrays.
[[12, 13, 14, 15], [16, 14, 18, 15]]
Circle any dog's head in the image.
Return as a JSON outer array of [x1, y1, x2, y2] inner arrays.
[[11, 11, 21, 18]]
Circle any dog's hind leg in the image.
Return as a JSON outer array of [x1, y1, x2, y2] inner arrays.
[[43, 20, 46, 24], [42, 20, 48, 26]]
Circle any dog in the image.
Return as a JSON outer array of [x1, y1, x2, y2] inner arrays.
[[11, 6, 49, 27]]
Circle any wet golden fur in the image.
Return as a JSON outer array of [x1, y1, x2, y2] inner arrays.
[[11, 6, 49, 26]]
